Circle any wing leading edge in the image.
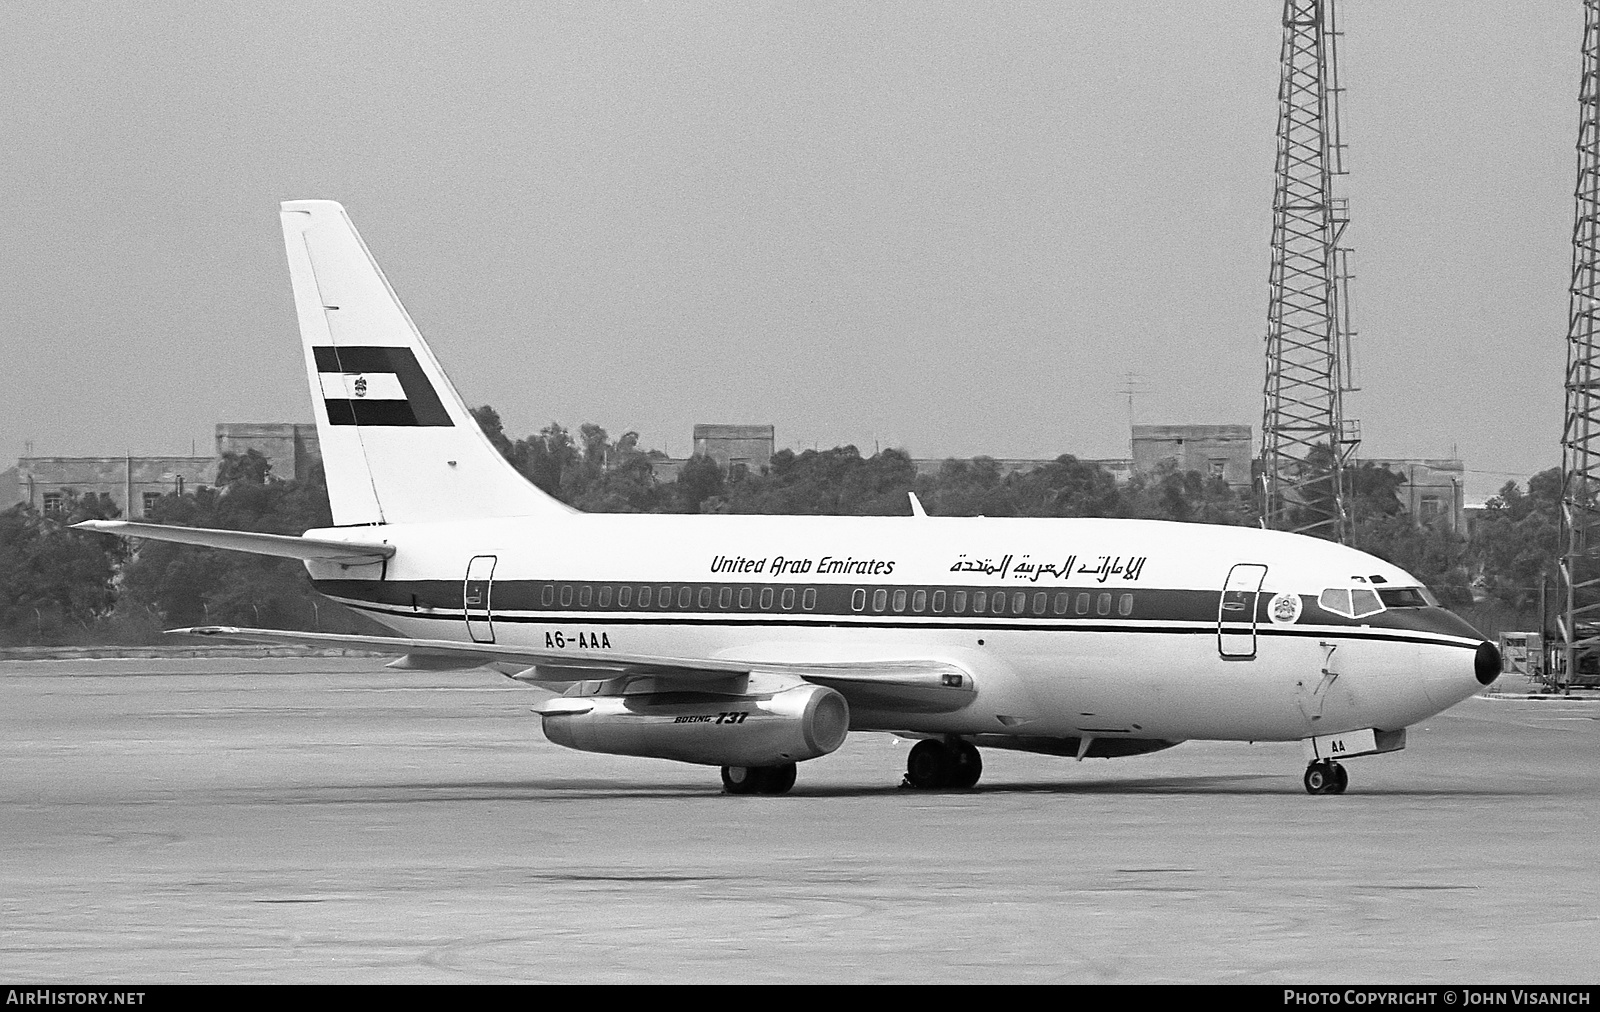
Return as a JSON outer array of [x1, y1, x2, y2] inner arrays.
[[172, 625, 977, 714]]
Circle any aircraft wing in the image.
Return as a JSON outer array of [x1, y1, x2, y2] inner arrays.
[[73, 521, 393, 563], [171, 626, 977, 713]]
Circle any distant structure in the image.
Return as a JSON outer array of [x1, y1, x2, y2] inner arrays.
[[1131, 425, 1253, 492], [1558, 0, 1600, 692], [692, 424, 774, 480], [1259, 0, 1360, 543], [215, 423, 321, 482], [1362, 458, 1466, 535], [13, 423, 320, 519]]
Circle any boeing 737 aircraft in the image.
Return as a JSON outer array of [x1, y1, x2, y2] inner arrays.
[[77, 200, 1502, 796]]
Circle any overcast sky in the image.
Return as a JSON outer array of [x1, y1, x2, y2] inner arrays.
[[0, 2, 1577, 499]]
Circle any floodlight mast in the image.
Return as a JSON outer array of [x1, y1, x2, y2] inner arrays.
[[1558, 0, 1600, 694], [1260, 0, 1359, 544]]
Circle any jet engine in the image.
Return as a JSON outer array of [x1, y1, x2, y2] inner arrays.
[[539, 682, 849, 767]]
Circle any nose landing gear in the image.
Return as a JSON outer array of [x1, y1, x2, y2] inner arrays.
[[1303, 759, 1348, 795], [902, 739, 983, 789]]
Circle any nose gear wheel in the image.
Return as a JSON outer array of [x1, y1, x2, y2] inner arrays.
[[1303, 759, 1348, 795]]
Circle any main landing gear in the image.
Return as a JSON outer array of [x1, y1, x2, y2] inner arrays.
[[1303, 759, 1349, 795], [721, 763, 797, 795], [902, 739, 983, 790]]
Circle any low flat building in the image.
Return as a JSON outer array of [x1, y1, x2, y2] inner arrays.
[[16, 455, 216, 519], [13, 422, 323, 519]]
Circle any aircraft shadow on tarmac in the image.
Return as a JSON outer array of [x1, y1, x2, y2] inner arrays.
[[276, 773, 1550, 802]]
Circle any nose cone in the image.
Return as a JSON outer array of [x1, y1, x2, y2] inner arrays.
[[1475, 640, 1503, 686], [1421, 640, 1502, 710]]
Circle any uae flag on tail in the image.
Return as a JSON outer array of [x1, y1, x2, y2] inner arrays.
[[314, 346, 453, 427]]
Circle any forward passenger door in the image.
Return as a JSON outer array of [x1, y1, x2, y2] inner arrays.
[[1218, 563, 1267, 660]]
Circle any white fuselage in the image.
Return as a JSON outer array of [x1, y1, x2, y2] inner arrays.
[[305, 513, 1490, 747]]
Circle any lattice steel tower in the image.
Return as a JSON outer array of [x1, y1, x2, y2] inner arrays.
[[1260, 0, 1359, 542], [1558, 0, 1600, 692]]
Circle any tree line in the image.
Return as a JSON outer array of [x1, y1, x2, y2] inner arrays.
[[0, 407, 1563, 645]]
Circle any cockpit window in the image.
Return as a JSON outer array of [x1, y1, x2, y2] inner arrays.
[[1317, 586, 1387, 620], [1378, 587, 1435, 609]]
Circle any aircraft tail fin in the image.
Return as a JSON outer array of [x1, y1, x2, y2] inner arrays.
[[279, 200, 573, 526]]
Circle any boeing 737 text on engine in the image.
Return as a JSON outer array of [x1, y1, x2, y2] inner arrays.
[[77, 201, 1502, 796]]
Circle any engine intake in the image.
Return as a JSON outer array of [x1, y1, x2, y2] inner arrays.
[[540, 682, 849, 767]]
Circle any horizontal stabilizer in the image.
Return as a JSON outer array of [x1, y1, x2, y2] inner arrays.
[[73, 521, 393, 563]]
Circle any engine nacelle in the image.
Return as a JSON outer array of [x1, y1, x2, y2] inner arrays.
[[540, 683, 850, 767]]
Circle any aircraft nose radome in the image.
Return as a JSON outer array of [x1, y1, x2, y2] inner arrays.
[[1476, 641, 1503, 686]]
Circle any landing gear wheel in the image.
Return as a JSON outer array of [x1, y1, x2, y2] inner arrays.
[[903, 740, 982, 789], [1303, 760, 1346, 795], [721, 764, 796, 796], [722, 765, 761, 795], [761, 763, 797, 795], [948, 742, 983, 789], [904, 739, 952, 789]]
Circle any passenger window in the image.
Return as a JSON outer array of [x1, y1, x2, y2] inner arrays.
[[872, 589, 888, 613], [851, 588, 866, 612], [1013, 591, 1027, 614], [598, 585, 612, 608], [781, 587, 795, 610], [638, 586, 651, 607], [697, 586, 711, 609], [1118, 593, 1133, 616], [802, 588, 817, 611], [677, 586, 692, 609], [739, 587, 753, 609], [718, 587, 732, 608], [991, 592, 1005, 615], [1096, 592, 1112, 616], [973, 592, 987, 614], [1076, 592, 1090, 615], [619, 586, 632, 608], [560, 585, 574, 607], [578, 585, 592, 608], [760, 587, 774, 609], [952, 590, 968, 613], [541, 585, 555, 607], [892, 590, 907, 613], [659, 586, 672, 609], [1032, 592, 1047, 615], [932, 590, 946, 613], [1053, 592, 1069, 615], [912, 589, 926, 613]]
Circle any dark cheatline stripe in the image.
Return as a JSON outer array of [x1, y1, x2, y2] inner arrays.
[[313, 346, 452, 427], [313, 578, 1482, 647]]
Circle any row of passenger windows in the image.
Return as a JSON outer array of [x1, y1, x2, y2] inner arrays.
[[542, 583, 817, 612], [532, 582, 1135, 618], [851, 587, 1133, 618]]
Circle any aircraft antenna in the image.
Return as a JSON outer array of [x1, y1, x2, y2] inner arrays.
[[1259, 0, 1359, 543], [1558, 0, 1600, 694]]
